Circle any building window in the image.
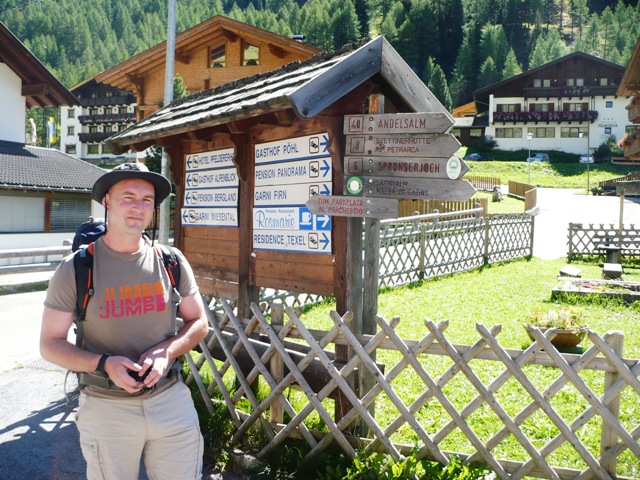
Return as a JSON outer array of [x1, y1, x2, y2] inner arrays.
[[543, 79, 551, 87], [497, 104, 520, 112], [210, 44, 226, 68], [89, 108, 98, 116], [495, 127, 522, 138], [0, 192, 45, 233], [104, 125, 113, 133], [68, 108, 75, 119], [88, 144, 100, 155], [103, 143, 112, 154], [65, 144, 77, 154], [576, 78, 584, 86], [605, 127, 612, 135], [533, 103, 551, 112], [119, 107, 128, 115], [67, 126, 75, 136], [242, 42, 259, 66], [606, 101, 613, 108], [469, 128, 483, 138], [89, 126, 99, 133], [600, 78, 608, 86], [560, 126, 588, 138], [50, 194, 91, 233], [527, 127, 554, 138], [567, 79, 574, 87]]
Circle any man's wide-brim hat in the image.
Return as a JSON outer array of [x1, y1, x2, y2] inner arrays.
[[92, 163, 172, 205]]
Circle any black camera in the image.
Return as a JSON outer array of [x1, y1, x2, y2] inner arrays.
[[129, 368, 151, 382]]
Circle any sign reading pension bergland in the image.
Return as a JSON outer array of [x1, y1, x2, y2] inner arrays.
[[253, 133, 333, 254], [181, 148, 239, 227]]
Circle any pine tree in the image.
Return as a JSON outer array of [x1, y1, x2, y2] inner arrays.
[[478, 56, 499, 88], [332, 0, 360, 49], [501, 48, 522, 79], [427, 63, 452, 111]]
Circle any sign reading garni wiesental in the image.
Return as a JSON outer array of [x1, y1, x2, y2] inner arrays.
[[306, 195, 398, 219], [345, 133, 461, 158], [180, 207, 238, 227], [345, 156, 468, 180], [344, 113, 454, 135], [362, 176, 476, 201]]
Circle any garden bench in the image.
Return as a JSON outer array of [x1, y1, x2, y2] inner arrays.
[[591, 233, 640, 263]]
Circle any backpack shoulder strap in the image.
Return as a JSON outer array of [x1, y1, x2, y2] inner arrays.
[[154, 244, 181, 288], [73, 242, 95, 348]]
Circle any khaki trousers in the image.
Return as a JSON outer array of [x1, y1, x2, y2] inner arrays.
[[76, 382, 204, 480]]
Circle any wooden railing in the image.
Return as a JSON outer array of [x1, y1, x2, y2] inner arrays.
[[465, 175, 501, 191], [186, 299, 640, 479], [626, 101, 640, 123], [398, 198, 488, 217]]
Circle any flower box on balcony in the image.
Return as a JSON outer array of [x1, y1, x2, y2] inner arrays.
[[623, 137, 640, 159]]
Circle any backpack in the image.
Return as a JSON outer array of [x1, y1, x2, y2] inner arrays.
[[72, 218, 106, 252]]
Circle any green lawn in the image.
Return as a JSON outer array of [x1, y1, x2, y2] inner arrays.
[[459, 147, 640, 189]]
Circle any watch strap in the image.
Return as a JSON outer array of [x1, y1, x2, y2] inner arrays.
[[96, 354, 110, 377]]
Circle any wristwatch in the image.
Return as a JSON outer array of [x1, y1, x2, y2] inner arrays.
[[95, 354, 110, 378]]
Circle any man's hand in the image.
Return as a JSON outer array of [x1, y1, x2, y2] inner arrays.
[[103, 355, 148, 393], [135, 347, 172, 389]]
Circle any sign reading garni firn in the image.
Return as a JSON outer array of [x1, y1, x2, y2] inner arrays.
[[343, 113, 475, 203], [181, 148, 238, 227]]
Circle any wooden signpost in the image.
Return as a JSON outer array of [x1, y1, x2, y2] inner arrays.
[[344, 112, 454, 135], [345, 155, 469, 180], [306, 194, 398, 219], [345, 133, 460, 157], [362, 176, 476, 201]]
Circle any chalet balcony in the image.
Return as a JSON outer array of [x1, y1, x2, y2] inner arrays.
[[523, 85, 618, 99], [492, 110, 598, 124], [79, 132, 110, 143], [78, 113, 136, 125], [82, 95, 135, 107], [627, 99, 640, 123]]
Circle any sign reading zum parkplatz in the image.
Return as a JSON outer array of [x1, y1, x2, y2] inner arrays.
[[185, 148, 235, 171], [345, 156, 468, 180], [345, 133, 460, 158], [306, 195, 398, 219], [344, 113, 453, 135]]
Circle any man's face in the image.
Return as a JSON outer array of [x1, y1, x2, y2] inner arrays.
[[104, 178, 155, 235]]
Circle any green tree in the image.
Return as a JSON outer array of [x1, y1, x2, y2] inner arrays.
[[331, 0, 360, 49], [396, 0, 438, 76], [427, 62, 452, 111], [501, 47, 522, 79], [477, 56, 499, 88]]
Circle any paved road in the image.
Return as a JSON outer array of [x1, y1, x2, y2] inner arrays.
[[0, 188, 638, 479]]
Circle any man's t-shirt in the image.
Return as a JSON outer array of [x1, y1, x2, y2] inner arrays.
[[45, 238, 199, 396]]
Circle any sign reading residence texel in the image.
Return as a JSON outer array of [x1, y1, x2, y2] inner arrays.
[[181, 148, 238, 227], [253, 133, 333, 254], [342, 112, 475, 204]]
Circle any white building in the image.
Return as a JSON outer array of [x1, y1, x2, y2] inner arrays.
[[470, 52, 629, 156], [0, 21, 104, 252]]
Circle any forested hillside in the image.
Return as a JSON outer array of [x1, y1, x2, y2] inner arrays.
[[1, 0, 639, 109]]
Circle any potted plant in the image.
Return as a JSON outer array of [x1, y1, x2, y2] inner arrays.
[[523, 306, 589, 349]]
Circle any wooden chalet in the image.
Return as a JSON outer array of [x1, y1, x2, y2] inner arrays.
[[95, 15, 321, 120], [617, 36, 640, 161], [106, 36, 450, 317]]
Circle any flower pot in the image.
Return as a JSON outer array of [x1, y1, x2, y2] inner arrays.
[[525, 326, 588, 349]]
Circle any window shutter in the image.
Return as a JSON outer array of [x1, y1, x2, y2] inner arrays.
[[0, 193, 45, 233]]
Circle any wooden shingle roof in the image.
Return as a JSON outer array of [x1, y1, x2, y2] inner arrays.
[[0, 141, 105, 193], [107, 36, 449, 153]]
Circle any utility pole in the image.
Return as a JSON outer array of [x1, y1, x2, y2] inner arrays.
[[159, 0, 176, 245]]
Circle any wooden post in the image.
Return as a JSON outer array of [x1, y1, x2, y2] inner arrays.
[[357, 93, 385, 434], [568, 223, 574, 263], [600, 331, 623, 476], [269, 302, 284, 424], [619, 193, 624, 236], [529, 212, 535, 257]]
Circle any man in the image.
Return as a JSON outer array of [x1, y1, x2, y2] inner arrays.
[[41, 163, 209, 479]]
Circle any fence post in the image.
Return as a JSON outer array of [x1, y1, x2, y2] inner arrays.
[[418, 218, 426, 280], [483, 214, 490, 265], [567, 223, 574, 263], [269, 302, 284, 424], [529, 212, 535, 257], [600, 331, 623, 476]]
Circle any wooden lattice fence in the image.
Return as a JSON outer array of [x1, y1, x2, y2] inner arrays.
[[185, 299, 640, 480], [567, 223, 640, 260], [378, 211, 534, 288]]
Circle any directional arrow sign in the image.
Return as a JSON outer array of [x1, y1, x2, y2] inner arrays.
[[306, 195, 399, 219], [345, 133, 460, 158], [185, 148, 235, 171], [345, 156, 468, 180], [362, 177, 476, 202], [255, 158, 332, 186], [184, 188, 238, 207], [344, 113, 454, 135], [180, 208, 238, 227]]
